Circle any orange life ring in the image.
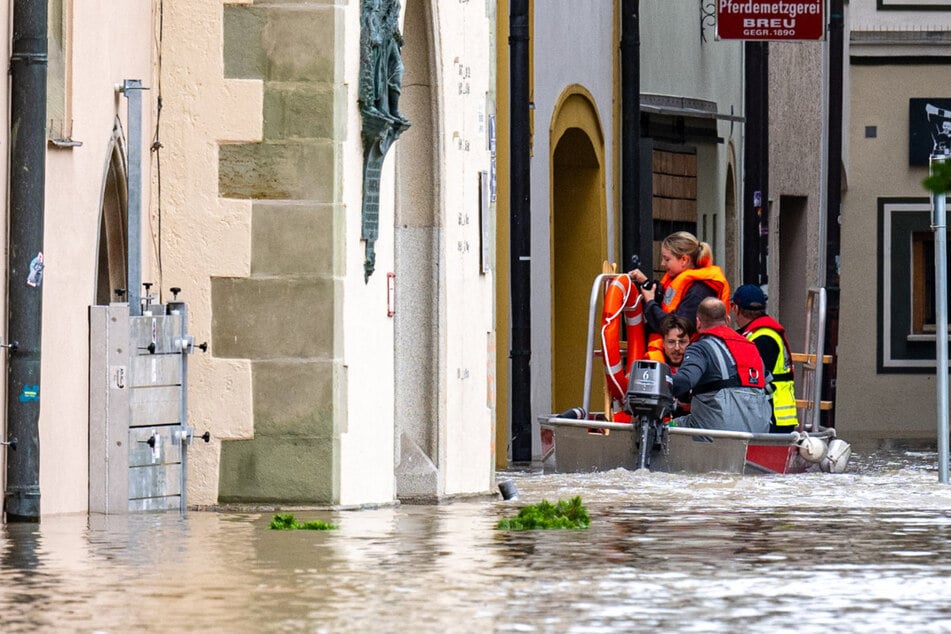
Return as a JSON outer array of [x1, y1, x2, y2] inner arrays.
[[601, 275, 647, 402]]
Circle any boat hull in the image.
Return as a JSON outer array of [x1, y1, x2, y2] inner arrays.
[[539, 417, 835, 475]]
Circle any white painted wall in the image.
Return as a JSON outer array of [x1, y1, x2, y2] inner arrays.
[[439, 2, 495, 496], [338, 1, 495, 502], [32, 3, 154, 515]]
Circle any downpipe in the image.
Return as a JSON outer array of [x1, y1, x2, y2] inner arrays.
[[4, 0, 48, 522]]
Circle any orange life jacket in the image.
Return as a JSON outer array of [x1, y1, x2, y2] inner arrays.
[[659, 265, 731, 313], [646, 265, 731, 356]]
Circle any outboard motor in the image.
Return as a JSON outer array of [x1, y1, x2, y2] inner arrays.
[[624, 360, 674, 470]]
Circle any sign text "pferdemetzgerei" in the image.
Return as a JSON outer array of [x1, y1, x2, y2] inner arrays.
[[716, 0, 825, 41]]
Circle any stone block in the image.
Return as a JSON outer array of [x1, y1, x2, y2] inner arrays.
[[263, 83, 337, 141], [251, 202, 335, 276], [219, 140, 336, 201], [252, 359, 334, 437], [211, 277, 334, 359], [224, 5, 338, 82], [218, 435, 338, 504], [261, 7, 337, 82], [223, 6, 267, 79]]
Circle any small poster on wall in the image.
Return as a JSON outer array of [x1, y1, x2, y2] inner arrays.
[[909, 98, 951, 165]]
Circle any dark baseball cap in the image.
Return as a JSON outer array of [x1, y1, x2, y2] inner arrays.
[[732, 284, 767, 310]]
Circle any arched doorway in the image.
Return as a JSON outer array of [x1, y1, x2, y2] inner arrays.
[[95, 119, 128, 305], [724, 160, 740, 285], [393, 0, 440, 499], [550, 90, 606, 414]]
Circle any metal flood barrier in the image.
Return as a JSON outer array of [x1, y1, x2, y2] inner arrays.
[[89, 289, 208, 513]]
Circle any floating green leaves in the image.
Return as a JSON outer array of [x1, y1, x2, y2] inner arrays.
[[923, 158, 951, 195], [496, 496, 590, 531], [269, 513, 337, 531]]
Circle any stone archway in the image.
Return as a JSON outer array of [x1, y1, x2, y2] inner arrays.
[[550, 90, 607, 414], [724, 159, 740, 286], [393, 0, 441, 499]]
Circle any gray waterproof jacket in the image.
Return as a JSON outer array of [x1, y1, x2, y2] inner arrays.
[[671, 335, 771, 434]]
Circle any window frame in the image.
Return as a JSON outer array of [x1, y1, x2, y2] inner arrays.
[[879, 197, 951, 372]]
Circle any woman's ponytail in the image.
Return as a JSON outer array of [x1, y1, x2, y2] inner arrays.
[[696, 241, 713, 268]]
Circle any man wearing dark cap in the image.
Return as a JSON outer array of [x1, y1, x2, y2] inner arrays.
[[731, 284, 798, 433]]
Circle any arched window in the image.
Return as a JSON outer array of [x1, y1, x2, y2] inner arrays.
[[95, 120, 128, 305]]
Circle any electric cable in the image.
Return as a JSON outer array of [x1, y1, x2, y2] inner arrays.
[[150, 0, 164, 303]]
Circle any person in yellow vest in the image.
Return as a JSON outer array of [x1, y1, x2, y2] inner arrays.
[[630, 231, 731, 357], [731, 284, 799, 433]]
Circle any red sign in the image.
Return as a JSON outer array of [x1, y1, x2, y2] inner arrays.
[[717, 0, 825, 41]]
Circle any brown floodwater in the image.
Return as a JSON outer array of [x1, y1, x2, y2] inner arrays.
[[2, 447, 951, 632]]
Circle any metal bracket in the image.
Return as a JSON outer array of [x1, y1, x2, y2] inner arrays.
[[174, 335, 207, 354], [175, 427, 211, 445], [700, 0, 716, 43]]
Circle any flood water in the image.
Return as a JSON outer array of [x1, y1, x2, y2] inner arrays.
[[3, 448, 951, 633]]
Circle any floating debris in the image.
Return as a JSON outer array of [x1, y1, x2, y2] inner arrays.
[[269, 513, 337, 531], [496, 496, 590, 530]]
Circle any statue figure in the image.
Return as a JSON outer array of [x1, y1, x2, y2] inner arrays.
[[359, 0, 411, 282], [360, 0, 409, 127], [360, 0, 384, 118]]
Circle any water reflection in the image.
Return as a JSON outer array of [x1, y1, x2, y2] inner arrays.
[[2, 449, 951, 632]]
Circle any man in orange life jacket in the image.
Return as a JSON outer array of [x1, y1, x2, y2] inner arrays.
[[670, 298, 771, 433], [651, 314, 694, 370], [649, 314, 694, 417]]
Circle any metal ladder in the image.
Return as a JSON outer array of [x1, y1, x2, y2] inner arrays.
[[794, 287, 830, 432]]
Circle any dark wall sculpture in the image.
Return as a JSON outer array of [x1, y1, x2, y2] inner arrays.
[[359, 0, 411, 282]]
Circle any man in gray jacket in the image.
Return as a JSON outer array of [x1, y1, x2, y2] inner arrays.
[[670, 298, 771, 434]]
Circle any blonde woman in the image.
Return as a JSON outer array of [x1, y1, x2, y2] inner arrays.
[[630, 231, 731, 356]]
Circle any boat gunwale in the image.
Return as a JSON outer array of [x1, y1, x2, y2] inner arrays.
[[540, 415, 837, 447]]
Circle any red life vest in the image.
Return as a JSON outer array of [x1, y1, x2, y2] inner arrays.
[[695, 325, 766, 392]]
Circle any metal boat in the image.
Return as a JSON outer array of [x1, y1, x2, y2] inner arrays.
[[539, 416, 851, 475], [537, 274, 851, 475]]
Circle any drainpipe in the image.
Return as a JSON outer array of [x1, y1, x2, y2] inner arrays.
[[822, 0, 844, 427], [121, 80, 145, 316], [743, 41, 768, 285], [621, 0, 647, 266], [5, 0, 48, 522], [509, 0, 532, 462]]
